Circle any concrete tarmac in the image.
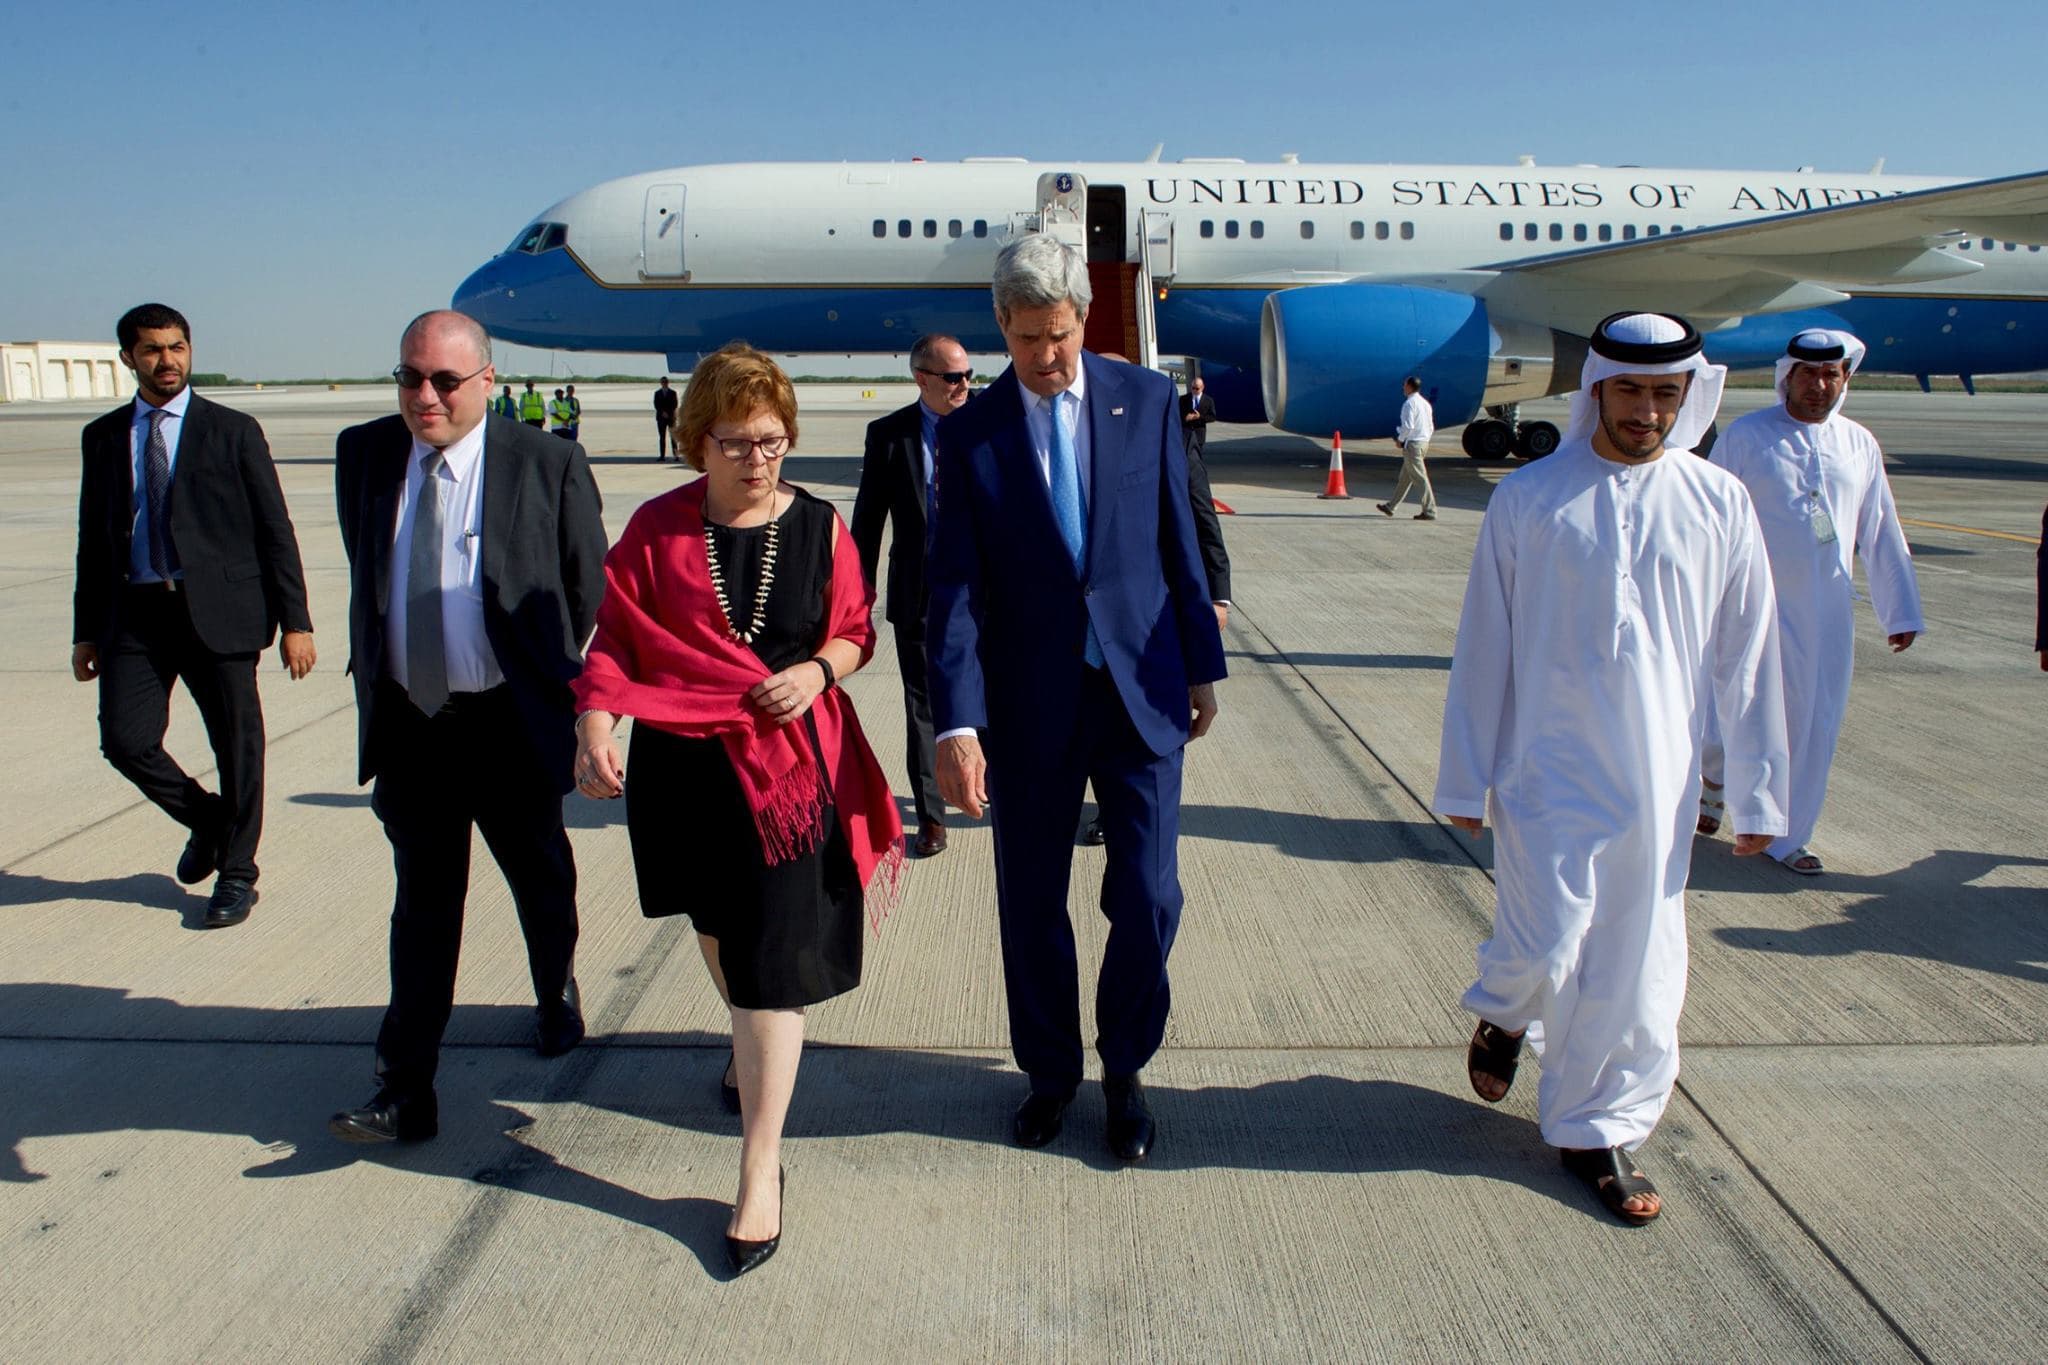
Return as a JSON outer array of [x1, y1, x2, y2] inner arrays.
[[1, 382, 2043, 1362]]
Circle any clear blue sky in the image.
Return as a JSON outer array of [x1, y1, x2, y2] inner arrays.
[[5, 0, 2042, 380]]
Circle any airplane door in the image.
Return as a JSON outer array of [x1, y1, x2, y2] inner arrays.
[[642, 183, 688, 279], [1086, 185, 1126, 263]]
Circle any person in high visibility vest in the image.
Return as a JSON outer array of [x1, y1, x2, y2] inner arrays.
[[562, 384, 581, 442], [493, 385, 517, 420], [519, 380, 546, 427], [549, 388, 572, 437]]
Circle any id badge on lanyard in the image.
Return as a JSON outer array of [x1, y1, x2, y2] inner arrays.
[[1807, 490, 1838, 545]]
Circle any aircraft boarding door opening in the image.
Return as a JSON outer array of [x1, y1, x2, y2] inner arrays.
[[642, 183, 688, 280], [1082, 184, 1139, 360]]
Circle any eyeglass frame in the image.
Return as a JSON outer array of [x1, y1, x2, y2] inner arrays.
[[392, 362, 491, 396], [915, 367, 973, 385], [708, 433, 793, 462]]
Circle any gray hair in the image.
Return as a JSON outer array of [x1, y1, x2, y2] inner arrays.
[[402, 309, 492, 368], [991, 235, 1091, 322], [909, 333, 964, 371]]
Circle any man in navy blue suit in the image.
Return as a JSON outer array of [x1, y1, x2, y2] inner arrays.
[[926, 234, 1227, 1163]]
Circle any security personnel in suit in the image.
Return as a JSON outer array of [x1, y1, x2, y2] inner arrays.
[[1178, 376, 1232, 616], [928, 236, 1226, 1163], [328, 310, 608, 1144], [72, 302, 315, 928], [850, 333, 973, 857]]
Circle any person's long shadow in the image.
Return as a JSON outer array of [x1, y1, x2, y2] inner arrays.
[[0, 982, 1588, 1261], [1229, 651, 1450, 671], [1177, 804, 1468, 866], [1697, 845, 2048, 986], [0, 869, 207, 927]]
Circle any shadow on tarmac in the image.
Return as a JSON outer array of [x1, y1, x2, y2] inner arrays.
[[1229, 650, 1450, 671], [0, 869, 214, 929]]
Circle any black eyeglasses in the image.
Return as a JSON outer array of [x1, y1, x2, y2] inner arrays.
[[712, 434, 792, 461], [916, 367, 973, 385], [392, 363, 489, 395]]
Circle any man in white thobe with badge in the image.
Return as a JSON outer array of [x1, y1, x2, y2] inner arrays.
[[1695, 329, 1924, 875], [1435, 312, 1791, 1225]]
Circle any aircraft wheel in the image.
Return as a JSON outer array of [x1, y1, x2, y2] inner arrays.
[[1514, 421, 1561, 459], [1465, 419, 1514, 460]]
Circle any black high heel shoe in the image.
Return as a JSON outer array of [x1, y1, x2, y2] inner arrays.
[[725, 1166, 785, 1277], [720, 1049, 741, 1115]]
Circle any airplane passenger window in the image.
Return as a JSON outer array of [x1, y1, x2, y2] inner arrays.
[[1225, 221, 1239, 239], [2006, 241, 2018, 251], [1982, 238, 1994, 249], [1574, 224, 1588, 242], [1598, 224, 1613, 242], [539, 224, 568, 251], [1201, 220, 1215, 238], [1957, 240, 1969, 250], [924, 220, 937, 238], [1400, 222, 1414, 240], [948, 220, 962, 238], [1250, 221, 1265, 239], [1524, 223, 1538, 241], [1622, 225, 1637, 239], [1300, 221, 1314, 239], [1376, 222, 1390, 241], [1500, 224, 1514, 241], [2032, 245, 2041, 252], [873, 220, 887, 238], [973, 220, 989, 237], [1350, 221, 1365, 239], [898, 220, 912, 237], [1647, 225, 1662, 237], [1549, 224, 1563, 241]]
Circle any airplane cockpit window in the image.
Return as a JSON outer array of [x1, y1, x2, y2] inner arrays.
[[539, 223, 568, 252], [510, 223, 547, 254]]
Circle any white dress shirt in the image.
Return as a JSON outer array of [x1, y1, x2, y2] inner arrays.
[[385, 419, 502, 694], [1397, 391, 1435, 446], [128, 385, 193, 584]]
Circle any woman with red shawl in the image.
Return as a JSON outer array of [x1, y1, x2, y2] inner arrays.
[[571, 343, 902, 1277]]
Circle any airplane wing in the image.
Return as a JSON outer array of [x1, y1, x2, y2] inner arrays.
[[1457, 168, 2048, 327]]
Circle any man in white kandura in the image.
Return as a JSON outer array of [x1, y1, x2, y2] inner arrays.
[[1695, 329, 1923, 875], [1435, 312, 1790, 1226]]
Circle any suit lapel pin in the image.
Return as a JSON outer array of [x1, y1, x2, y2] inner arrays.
[[1111, 407, 1124, 416]]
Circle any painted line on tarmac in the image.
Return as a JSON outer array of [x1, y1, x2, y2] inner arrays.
[[1901, 517, 2041, 545]]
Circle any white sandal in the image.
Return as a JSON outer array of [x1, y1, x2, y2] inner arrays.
[[1696, 784, 1726, 836], [1779, 846, 1824, 875]]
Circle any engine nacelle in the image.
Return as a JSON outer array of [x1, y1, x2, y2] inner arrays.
[[1260, 283, 1581, 438]]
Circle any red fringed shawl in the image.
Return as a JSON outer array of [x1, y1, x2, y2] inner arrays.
[[572, 479, 903, 922]]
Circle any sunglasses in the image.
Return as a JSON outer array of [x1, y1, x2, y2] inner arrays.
[[916, 367, 973, 385], [392, 363, 489, 396]]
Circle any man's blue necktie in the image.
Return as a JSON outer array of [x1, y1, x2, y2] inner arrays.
[[1046, 392, 1103, 667]]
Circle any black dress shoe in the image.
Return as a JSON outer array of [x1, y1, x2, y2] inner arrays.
[[176, 828, 221, 886], [1080, 816, 1106, 846], [203, 877, 258, 929], [1103, 1073, 1155, 1163], [726, 1166, 785, 1277], [720, 1048, 742, 1114], [1012, 1091, 1071, 1148], [536, 978, 584, 1057], [913, 820, 948, 857], [329, 1091, 438, 1144]]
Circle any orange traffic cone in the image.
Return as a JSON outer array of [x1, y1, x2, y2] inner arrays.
[[1318, 431, 1350, 499], [1212, 498, 1236, 515]]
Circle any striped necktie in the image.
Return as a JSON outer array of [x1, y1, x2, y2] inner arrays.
[[143, 408, 176, 580]]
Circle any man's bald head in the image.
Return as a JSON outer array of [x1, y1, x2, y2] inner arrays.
[[402, 309, 492, 370]]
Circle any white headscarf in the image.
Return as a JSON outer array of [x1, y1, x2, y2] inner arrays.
[[1564, 312, 1728, 455], [1773, 328, 1867, 421]]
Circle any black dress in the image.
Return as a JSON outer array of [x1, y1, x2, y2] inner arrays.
[[623, 487, 862, 1009]]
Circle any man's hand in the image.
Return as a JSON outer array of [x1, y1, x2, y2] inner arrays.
[[1448, 815, 1484, 835], [1888, 631, 1917, 653], [280, 630, 316, 680], [936, 734, 988, 818], [1732, 833, 1773, 856], [71, 642, 99, 682], [1189, 682, 1219, 740], [747, 661, 826, 728], [573, 711, 625, 799], [1212, 602, 1229, 632]]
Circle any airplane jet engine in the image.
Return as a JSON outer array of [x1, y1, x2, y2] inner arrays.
[[1260, 283, 1583, 453]]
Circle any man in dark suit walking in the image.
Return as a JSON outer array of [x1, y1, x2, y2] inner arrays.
[[927, 236, 1226, 1163], [329, 310, 608, 1144], [850, 333, 973, 858], [72, 303, 315, 928], [1177, 376, 1232, 621]]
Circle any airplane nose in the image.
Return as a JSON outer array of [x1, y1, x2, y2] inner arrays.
[[451, 258, 507, 326]]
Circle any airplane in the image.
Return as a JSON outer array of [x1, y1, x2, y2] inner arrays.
[[452, 156, 2048, 457]]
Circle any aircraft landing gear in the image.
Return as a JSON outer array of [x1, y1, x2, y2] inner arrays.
[[1461, 419, 1514, 459], [1461, 405, 1559, 460]]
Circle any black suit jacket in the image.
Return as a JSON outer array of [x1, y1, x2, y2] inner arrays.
[[74, 393, 312, 653], [334, 413, 608, 788], [1175, 395, 1231, 602], [1178, 392, 1216, 453], [850, 400, 932, 626]]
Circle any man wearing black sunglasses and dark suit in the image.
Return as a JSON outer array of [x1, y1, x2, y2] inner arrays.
[[851, 333, 973, 858], [328, 309, 608, 1144], [73, 302, 316, 929]]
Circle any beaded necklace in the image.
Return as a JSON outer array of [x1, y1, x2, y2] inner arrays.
[[704, 491, 781, 644]]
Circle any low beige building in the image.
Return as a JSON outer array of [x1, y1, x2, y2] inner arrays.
[[0, 341, 134, 403]]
